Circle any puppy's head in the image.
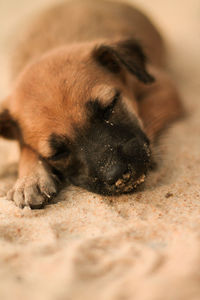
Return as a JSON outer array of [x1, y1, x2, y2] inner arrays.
[[1, 39, 155, 195]]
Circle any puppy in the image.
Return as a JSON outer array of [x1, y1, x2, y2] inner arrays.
[[0, 0, 183, 208]]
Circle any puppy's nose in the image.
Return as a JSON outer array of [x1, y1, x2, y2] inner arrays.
[[106, 162, 127, 185], [122, 138, 151, 163]]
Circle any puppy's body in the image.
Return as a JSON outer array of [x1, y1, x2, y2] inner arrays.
[[13, 0, 164, 77], [0, 0, 183, 208]]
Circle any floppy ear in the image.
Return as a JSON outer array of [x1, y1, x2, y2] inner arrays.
[[93, 39, 155, 84], [0, 99, 20, 140]]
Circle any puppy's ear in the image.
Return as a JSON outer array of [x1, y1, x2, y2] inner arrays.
[[0, 99, 20, 140], [93, 39, 155, 84]]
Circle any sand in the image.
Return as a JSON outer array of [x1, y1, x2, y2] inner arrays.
[[0, 0, 200, 299]]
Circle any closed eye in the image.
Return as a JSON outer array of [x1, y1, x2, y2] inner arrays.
[[103, 91, 121, 120], [48, 133, 71, 161], [86, 91, 121, 121], [49, 150, 70, 161]]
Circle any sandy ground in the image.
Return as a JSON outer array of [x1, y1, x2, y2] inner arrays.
[[0, 0, 200, 299]]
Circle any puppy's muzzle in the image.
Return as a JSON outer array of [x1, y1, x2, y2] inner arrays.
[[102, 138, 151, 194]]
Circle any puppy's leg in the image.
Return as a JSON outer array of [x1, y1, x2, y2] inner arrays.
[[7, 146, 59, 208], [138, 68, 184, 140]]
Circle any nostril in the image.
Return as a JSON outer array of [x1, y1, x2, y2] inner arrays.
[[106, 163, 127, 185]]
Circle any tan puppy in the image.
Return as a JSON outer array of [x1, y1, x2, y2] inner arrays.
[[0, 0, 182, 208]]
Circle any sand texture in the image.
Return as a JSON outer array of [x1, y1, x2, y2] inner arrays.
[[0, 0, 200, 299]]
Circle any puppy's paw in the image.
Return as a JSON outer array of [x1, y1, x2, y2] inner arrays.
[[7, 170, 58, 209]]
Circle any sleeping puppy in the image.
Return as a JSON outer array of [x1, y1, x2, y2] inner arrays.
[[0, 0, 182, 208]]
